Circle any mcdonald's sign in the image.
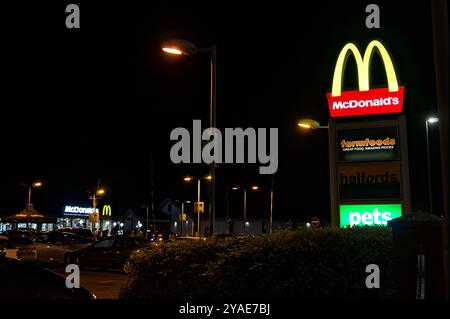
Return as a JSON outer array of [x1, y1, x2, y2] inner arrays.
[[327, 40, 404, 118], [102, 205, 112, 216]]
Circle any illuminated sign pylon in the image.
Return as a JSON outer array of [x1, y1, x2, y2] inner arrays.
[[327, 40, 405, 118]]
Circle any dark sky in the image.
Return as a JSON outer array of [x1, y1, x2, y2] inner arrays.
[[0, 0, 444, 222]]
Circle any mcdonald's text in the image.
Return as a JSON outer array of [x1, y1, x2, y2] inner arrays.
[[327, 86, 404, 117]]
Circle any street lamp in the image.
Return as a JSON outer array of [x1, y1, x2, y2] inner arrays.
[[140, 205, 155, 239], [425, 116, 439, 214], [26, 181, 43, 210], [297, 119, 329, 130], [232, 185, 259, 233], [175, 200, 191, 237], [89, 187, 105, 234], [20, 181, 43, 229], [162, 39, 217, 236], [183, 175, 211, 237]]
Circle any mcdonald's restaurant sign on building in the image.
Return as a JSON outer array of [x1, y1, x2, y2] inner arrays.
[[102, 205, 112, 216], [327, 40, 404, 118]]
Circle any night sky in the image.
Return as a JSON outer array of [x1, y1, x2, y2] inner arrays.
[[0, 0, 444, 223]]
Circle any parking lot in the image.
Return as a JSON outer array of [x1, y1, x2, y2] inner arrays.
[[41, 263, 129, 299]]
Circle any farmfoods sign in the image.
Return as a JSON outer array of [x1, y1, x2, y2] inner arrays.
[[327, 40, 404, 118], [337, 127, 399, 162], [339, 203, 402, 227]]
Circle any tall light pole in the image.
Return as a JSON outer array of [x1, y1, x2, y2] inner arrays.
[[269, 174, 274, 234], [90, 188, 104, 234], [162, 40, 217, 236], [184, 175, 211, 237], [26, 181, 43, 211], [232, 185, 259, 233], [175, 200, 191, 237], [141, 205, 150, 239], [426, 117, 439, 214], [21, 181, 43, 229], [297, 118, 331, 225]]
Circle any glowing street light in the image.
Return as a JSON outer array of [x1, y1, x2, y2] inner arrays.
[[90, 186, 105, 234], [183, 176, 212, 237], [162, 39, 218, 236], [297, 119, 328, 130], [425, 116, 439, 214], [161, 39, 200, 56], [32, 182, 43, 188], [21, 181, 44, 211], [232, 185, 259, 233], [19, 181, 44, 229]]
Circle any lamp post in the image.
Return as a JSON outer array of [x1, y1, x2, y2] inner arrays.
[[297, 118, 331, 226], [175, 200, 191, 237], [162, 40, 217, 236], [232, 185, 259, 233], [21, 181, 43, 229], [141, 205, 150, 239], [27, 181, 43, 211], [269, 174, 274, 234], [184, 175, 211, 237], [90, 188, 104, 234], [425, 117, 439, 214]]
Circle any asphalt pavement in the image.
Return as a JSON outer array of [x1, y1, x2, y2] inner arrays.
[[40, 263, 129, 299]]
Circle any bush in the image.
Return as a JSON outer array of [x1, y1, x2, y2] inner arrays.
[[120, 227, 393, 299]]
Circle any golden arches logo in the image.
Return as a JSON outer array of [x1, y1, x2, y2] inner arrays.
[[102, 205, 111, 216], [331, 40, 399, 97], [327, 40, 404, 118]]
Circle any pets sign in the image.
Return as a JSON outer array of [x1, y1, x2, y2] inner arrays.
[[339, 203, 402, 227]]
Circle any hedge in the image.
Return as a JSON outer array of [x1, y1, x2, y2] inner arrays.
[[120, 227, 394, 299]]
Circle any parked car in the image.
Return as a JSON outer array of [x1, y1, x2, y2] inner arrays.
[[56, 227, 94, 241], [2, 229, 39, 239], [33, 231, 91, 263], [0, 236, 18, 260], [7, 235, 37, 262], [0, 257, 95, 299], [66, 236, 144, 273], [151, 231, 176, 242]]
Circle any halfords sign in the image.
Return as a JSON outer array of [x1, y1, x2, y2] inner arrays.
[[64, 206, 99, 217], [327, 40, 404, 118], [338, 163, 401, 200], [339, 203, 402, 227]]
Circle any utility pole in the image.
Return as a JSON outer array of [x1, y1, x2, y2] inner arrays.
[[243, 188, 247, 233], [431, 0, 449, 298], [145, 205, 149, 239], [269, 174, 274, 234], [150, 156, 156, 233], [90, 193, 99, 234], [209, 44, 217, 237]]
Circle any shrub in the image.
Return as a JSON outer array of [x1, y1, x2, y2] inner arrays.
[[120, 227, 393, 299]]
